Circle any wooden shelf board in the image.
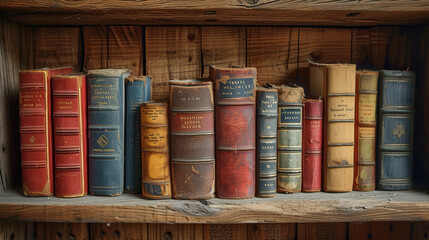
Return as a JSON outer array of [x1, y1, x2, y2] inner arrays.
[[1, 189, 429, 223]]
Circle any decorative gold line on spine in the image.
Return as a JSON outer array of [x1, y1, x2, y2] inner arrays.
[[43, 71, 51, 193]]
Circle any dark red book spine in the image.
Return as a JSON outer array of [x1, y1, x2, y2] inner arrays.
[[210, 66, 256, 199], [302, 99, 323, 192], [52, 74, 87, 197], [19, 67, 73, 196]]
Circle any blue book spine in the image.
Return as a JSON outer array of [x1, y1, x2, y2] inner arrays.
[[256, 88, 278, 197], [125, 76, 150, 193], [88, 69, 130, 196], [145, 76, 152, 101], [378, 70, 415, 190]]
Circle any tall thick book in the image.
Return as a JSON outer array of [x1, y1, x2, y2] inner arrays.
[[256, 86, 278, 197], [277, 85, 305, 193], [125, 75, 151, 193], [210, 66, 257, 199], [302, 98, 323, 192], [309, 63, 356, 192], [169, 80, 215, 199], [141, 102, 171, 199], [87, 69, 130, 196], [354, 70, 378, 191], [378, 70, 415, 190], [52, 74, 87, 197], [19, 67, 73, 196]]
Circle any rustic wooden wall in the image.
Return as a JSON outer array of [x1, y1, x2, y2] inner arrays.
[[2, 18, 429, 240]]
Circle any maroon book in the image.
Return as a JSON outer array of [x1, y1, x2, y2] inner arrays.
[[302, 99, 323, 192], [210, 66, 257, 199], [19, 67, 73, 196], [52, 74, 87, 197]]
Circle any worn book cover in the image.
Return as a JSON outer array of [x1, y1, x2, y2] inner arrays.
[[19, 67, 73, 196], [141, 101, 171, 199], [309, 62, 356, 192], [378, 70, 414, 190], [87, 69, 130, 196], [210, 66, 257, 199]]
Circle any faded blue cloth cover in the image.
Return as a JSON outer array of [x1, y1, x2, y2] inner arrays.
[[125, 76, 151, 193], [378, 70, 415, 190], [87, 69, 130, 196]]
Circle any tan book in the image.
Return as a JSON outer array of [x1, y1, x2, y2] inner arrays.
[[354, 70, 378, 191], [309, 62, 356, 192], [140, 102, 171, 199]]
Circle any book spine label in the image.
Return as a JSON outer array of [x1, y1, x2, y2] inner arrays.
[[302, 100, 323, 192], [88, 72, 127, 196], [141, 102, 171, 199], [277, 102, 303, 193], [354, 72, 378, 191], [52, 75, 87, 197], [125, 78, 147, 193], [170, 83, 215, 199], [211, 66, 256, 199], [256, 89, 278, 197], [19, 68, 72, 196], [378, 70, 414, 190]]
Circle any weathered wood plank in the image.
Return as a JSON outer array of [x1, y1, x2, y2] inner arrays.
[[90, 223, 147, 240], [298, 27, 351, 90], [297, 223, 347, 240], [148, 224, 202, 240], [108, 26, 143, 75], [1, 190, 429, 223], [0, 220, 34, 240], [204, 224, 247, 240], [351, 28, 371, 67], [201, 26, 246, 79], [0, 19, 24, 193], [146, 26, 201, 100], [83, 26, 108, 71], [35, 222, 88, 240], [349, 222, 412, 240], [411, 222, 429, 240], [247, 223, 296, 240], [247, 27, 299, 86], [29, 27, 81, 71]]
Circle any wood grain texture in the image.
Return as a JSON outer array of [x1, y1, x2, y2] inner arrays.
[[201, 26, 246, 78], [108, 26, 142, 75], [35, 222, 88, 240], [0, 220, 34, 240], [297, 27, 351, 90], [349, 222, 411, 240], [90, 223, 147, 240], [204, 224, 247, 240], [411, 222, 429, 240], [247, 27, 299, 86], [148, 224, 202, 240], [0, 19, 24, 193], [247, 223, 296, 240], [27, 27, 81, 71], [83, 26, 108, 70], [2, 190, 429, 223], [146, 26, 201, 100], [297, 223, 347, 240]]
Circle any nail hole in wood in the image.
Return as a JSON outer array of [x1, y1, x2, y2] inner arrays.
[[57, 232, 62, 238], [424, 232, 427, 238], [115, 230, 120, 237], [68, 233, 76, 240], [163, 231, 172, 240], [101, 230, 106, 236], [346, 12, 360, 17], [10, 232, 15, 240], [204, 11, 216, 15], [368, 234, 372, 238]]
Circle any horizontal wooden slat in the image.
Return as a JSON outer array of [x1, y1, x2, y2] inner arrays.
[[1, 190, 429, 223]]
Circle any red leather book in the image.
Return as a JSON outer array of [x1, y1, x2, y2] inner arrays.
[[302, 99, 323, 192], [210, 66, 257, 199], [19, 67, 73, 196], [52, 74, 87, 197]]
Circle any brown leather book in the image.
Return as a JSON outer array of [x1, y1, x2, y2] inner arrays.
[[169, 79, 215, 199], [354, 70, 378, 191], [309, 62, 356, 192], [140, 102, 171, 199]]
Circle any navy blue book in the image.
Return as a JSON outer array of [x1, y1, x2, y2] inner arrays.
[[256, 86, 278, 197], [378, 70, 415, 190], [125, 76, 151, 193], [88, 69, 130, 196]]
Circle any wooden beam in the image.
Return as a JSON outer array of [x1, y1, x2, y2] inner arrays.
[[247, 223, 296, 240], [2, 190, 429, 223], [349, 222, 412, 240], [90, 223, 147, 240], [148, 224, 202, 240], [35, 222, 88, 240], [297, 223, 347, 240]]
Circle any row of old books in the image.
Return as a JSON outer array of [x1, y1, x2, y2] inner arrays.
[[19, 63, 414, 199]]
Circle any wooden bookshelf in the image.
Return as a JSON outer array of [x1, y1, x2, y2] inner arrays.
[[1, 189, 429, 223]]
